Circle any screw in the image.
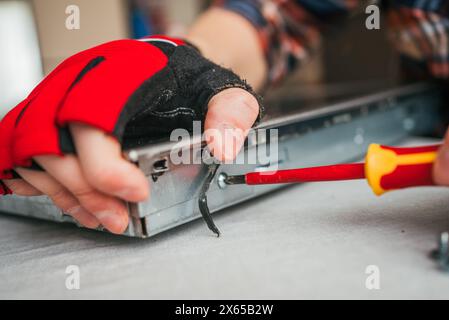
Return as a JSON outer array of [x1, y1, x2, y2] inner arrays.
[[431, 231, 449, 271], [217, 172, 228, 189]]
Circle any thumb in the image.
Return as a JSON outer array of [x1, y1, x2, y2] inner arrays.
[[204, 88, 260, 162], [433, 129, 449, 185]]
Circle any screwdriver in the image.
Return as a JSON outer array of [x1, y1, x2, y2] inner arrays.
[[224, 144, 440, 195]]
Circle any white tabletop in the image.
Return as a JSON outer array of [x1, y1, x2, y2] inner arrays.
[[1, 138, 448, 299]]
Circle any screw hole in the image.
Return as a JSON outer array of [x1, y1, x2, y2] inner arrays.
[[153, 158, 168, 172]]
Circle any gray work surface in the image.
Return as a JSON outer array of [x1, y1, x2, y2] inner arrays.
[[1, 138, 449, 300]]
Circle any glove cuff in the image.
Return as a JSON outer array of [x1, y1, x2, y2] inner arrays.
[[118, 36, 264, 145], [143, 35, 264, 124]]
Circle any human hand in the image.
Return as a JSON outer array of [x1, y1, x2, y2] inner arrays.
[[433, 129, 449, 186], [0, 37, 260, 234]]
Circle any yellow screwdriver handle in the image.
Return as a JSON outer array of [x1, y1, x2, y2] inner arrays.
[[365, 144, 440, 195]]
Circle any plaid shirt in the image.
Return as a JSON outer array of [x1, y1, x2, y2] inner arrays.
[[215, 0, 449, 85]]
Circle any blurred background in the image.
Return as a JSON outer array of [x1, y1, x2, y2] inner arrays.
[[0, 0, 400, 117]]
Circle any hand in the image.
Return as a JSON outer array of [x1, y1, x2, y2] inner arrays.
[[433, 128, 449, 186], [1, 37, 260, 234]]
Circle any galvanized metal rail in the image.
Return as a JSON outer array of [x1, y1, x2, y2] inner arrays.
[[0, 83, 444, 237]]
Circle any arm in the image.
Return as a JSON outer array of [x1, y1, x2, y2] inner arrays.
[[1, 6, 270, 234], [191, 0, 449, 188], [388, 1, 449, 184], [187, 8, 267, 91], [387, 1, 449, 79], [189, 0, 350, 87], [0, 1, 353, 233]]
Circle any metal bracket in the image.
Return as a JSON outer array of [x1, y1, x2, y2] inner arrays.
[[0, 83, 445, 238]]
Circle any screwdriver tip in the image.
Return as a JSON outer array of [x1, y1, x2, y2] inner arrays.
[[224, 174, 246, 185]]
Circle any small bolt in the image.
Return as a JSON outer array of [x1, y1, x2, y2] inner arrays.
[[403, 118, 415, 131], [431, 231, 449, 271], [128, 150, 139, 162], [217, 173, 228, 189]]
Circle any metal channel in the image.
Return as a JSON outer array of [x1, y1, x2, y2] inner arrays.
[[0, 83, 444, 237]]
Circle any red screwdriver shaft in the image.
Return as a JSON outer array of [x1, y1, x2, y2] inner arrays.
[[224, 144, 440, 195], [241, 163, 366, 185]]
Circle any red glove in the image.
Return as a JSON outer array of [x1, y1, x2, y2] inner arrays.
[[0, 36, 260, 195]]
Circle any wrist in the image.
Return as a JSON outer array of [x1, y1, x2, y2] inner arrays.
[[186, 8, 267, 91]]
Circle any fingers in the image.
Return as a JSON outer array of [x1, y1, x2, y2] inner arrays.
[[3, 179, 42, 196], [433, 129, 449, 185], [204, 88, 260, 162], [15, 168, 100, 229], [70, 123, 149, 202], [35, 154, 129, 234], [6, 123, 149, 235]]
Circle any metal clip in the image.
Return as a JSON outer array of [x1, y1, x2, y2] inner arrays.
[[198, 161, 221, 237]]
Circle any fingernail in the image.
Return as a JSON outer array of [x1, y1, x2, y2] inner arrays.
[[95, 211, 127, 234]]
